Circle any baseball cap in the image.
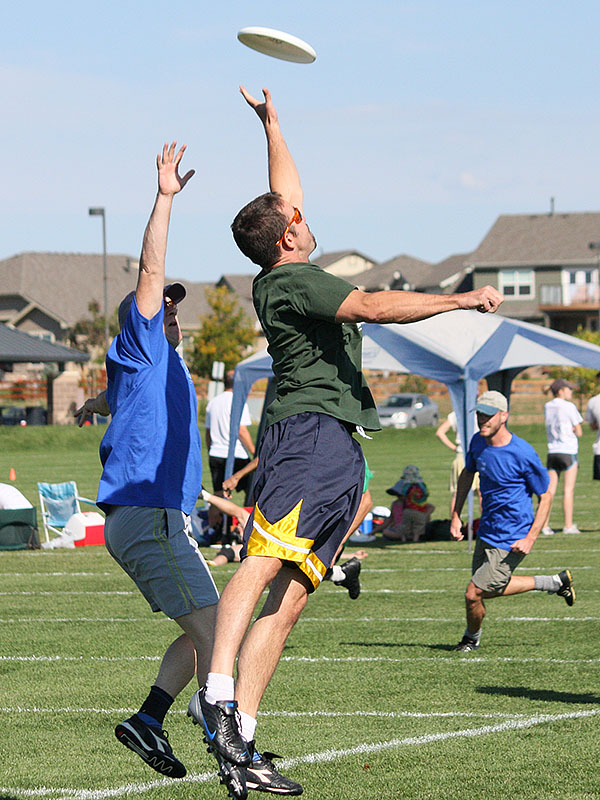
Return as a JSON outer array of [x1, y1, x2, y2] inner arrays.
[[164, 282, 186, 305], [473, 390, 508, 416], [117, 283, 186, 329], [550, 378, 575, 394]]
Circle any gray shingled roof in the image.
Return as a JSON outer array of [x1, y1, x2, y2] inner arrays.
[[0, 323, 89, 363], [0, 252, 212, 332], [468, 212, 600, 267], [312, 250, 375, 270], [354, 254, 431, 290], [417, 253, 471, 290]]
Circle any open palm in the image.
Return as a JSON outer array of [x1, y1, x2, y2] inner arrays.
[[157, 141, 195, 195]]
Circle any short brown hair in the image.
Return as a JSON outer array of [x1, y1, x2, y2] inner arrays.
[[231, 192, 288, 269]]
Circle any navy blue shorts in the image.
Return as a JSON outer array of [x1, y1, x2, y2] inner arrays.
[[241, 413, 365, 591]]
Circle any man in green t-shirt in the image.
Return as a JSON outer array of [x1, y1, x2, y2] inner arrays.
[[191, 87, 504, 797]]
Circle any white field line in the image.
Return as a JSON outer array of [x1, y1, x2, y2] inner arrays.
[[298, 615, 599, 623], [0, 572, 114, 577], [14, 587, 600, 597], [363, 565, 595, 573], [2, 708, 598, 800], [0, 617, 153, 623], [2, 614, 598, 624], [0, 591, 134, 596], [0, 563, 595, 578], [3, 654, 600, 666], [1, 706, 529, 719]]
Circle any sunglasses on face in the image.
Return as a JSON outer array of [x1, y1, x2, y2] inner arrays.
[[275, 207, 302, 247]]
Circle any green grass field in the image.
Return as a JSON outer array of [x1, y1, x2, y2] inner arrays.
[[1, 424, 599, 799]]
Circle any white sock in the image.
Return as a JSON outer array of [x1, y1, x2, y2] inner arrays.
[[205, 672, 235, 704], [534, 574, 561, 592], [331, 565, 345, 582], [238, 710, 257, 743]]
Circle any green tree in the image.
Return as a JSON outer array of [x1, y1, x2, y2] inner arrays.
[[546, 327, 600, 408], [189, 286, 256, 377]]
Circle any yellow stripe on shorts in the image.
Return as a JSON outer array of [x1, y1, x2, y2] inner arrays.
[[298, 551, 328, 590], [247, 501, 315, 562]]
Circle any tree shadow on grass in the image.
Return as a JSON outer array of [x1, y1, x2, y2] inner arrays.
[[0, 794, 23, 799], [477, 686, 600, 705]]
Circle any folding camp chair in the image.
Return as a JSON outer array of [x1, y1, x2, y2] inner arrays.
[[0, 508, 40, 550], [37, 481, 97, 543]]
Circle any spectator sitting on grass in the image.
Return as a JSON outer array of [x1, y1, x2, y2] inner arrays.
[[382, 465, 435, 543]]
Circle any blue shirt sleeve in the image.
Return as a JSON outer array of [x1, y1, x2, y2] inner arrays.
[[113, 296, 166, 367], [523, 446, 550, 496], [465, 432, 484, 472]]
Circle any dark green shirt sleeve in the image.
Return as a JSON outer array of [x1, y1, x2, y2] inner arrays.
[[286, 265, 356, 322]]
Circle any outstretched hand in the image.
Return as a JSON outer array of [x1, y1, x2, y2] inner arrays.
[[456, 286, 504, 314], [240, 86, 278, 127], [74, 392, 110, 427], [157, 142, 195, 196]]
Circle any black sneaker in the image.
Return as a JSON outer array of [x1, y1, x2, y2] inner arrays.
[[333, 557, 361, 599], [214, 749, 248, 800], [188, 689, 251, 766], [455, 636, 480, 652], [115, 714, 186, 778], [246, 741, 303, 795], [557, 570, 576, 606]]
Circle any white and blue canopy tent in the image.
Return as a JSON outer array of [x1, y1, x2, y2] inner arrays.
[[226, 310, 600, 537]]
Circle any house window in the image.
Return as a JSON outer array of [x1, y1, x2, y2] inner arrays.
[[499, 269, 534, 298], [563, 268, 599, 305], [29, 331, 55, 343]]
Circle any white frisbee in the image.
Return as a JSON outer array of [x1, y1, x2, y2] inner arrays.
[[237, 26, 316, 64]]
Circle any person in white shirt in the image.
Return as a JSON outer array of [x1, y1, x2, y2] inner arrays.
[[0, 483, 33, 510], [542, 379, 583, 535], [584, 371, 600, 481], [436, 410, 479, 515], [205, 370, 255, 495]]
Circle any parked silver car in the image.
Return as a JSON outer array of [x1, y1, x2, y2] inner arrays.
[[377, 393, 439, 429]]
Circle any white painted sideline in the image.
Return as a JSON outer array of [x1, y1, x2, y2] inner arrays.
[[3, 654, 600, 667], [1, 709, 598, 800], [1, 614, 597, 624], [1, 707, 528, 719]]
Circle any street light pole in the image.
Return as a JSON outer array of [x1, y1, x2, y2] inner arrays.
[[88, 207, 109, 350]]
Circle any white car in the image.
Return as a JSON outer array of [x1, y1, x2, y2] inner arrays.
[[377, 393, 439, 429]]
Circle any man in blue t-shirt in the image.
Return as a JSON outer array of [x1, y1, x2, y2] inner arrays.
[[450, 390, 576, 652], [76, 143, 218, 779]]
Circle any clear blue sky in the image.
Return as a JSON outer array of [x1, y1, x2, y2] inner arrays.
[[2, 0, 599, 282]]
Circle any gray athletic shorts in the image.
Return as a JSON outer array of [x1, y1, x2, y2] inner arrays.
[[104, 505, 219, 618], [471, 537, 526, 595]]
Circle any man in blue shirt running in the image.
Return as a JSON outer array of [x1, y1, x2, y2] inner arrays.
[[77, 143, 219, 778], [450, 390, 576, 652]]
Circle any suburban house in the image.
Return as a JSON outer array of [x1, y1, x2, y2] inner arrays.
[[467, 212, 600, 333], [3, 208, 600, 374], [0, 252, 213, 348], [312, 249, 375, 277]]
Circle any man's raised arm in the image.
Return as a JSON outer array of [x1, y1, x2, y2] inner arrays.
[[240, 86, 303, 211], [136, 142, 194, 320]]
